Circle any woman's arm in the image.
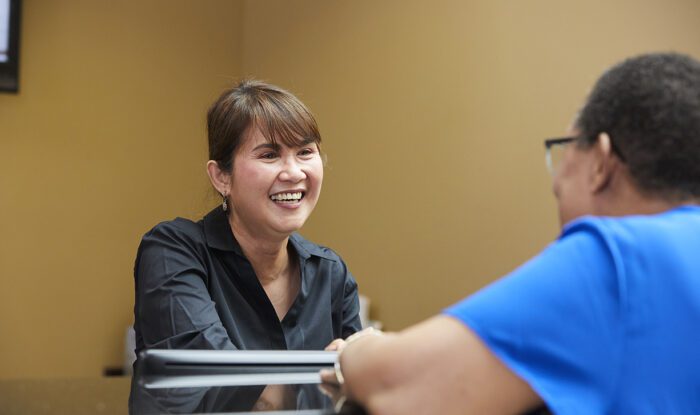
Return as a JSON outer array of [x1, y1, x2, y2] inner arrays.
[[134, 221, 235, 351], [340, 275, 362, 337], [338, 316, 542, 415], [324, 257, 362, 350]]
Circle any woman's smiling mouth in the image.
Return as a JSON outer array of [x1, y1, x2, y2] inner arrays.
[[269, 191, 305, 204]]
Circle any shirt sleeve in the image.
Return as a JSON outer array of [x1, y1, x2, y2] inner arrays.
[[134, 221, 236, 352], [342, 274, 362, 339], [444, 222, 625, 414], [339, 259, 362, 338]]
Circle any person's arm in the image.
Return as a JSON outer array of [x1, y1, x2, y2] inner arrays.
[[335, 223, 623, 414], [325, 258, 362, 351], [338, 315, 541, 414], [340, 270, 362, 337], [134, 221, 235, 351]]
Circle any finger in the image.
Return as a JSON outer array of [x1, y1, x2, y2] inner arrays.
[[318, 381, 339, 397], [319, 368, 339, 385], [324, 338, 345, 351]]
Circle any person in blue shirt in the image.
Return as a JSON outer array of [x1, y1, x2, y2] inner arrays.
[[323, 53, 700, 414]]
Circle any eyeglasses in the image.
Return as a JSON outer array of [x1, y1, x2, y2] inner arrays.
[[544, 136, 575, 175], [544, 134, 626, 175]]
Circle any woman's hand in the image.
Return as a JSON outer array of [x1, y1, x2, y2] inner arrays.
[[321, 339, 348, 408], [319, 367, 341, 385], [323, 338, 348, 386], [324, 338, 347, 352]]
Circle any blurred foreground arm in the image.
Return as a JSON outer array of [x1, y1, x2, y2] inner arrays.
[[338, 316, 542, 415]]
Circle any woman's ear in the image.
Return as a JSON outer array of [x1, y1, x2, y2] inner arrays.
[[206, 160, 231, 196], [590, 132, 617, 193]]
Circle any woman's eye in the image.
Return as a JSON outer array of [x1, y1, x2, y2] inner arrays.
[[260, 152, 278, 159], [298, 148, 315, 156]]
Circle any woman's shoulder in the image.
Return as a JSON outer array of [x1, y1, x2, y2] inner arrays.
[[290, 233, 358, 287], [141, 216, 207, 247], [289, 233, 344, 263]]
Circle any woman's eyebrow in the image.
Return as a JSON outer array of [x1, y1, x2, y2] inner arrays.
[[251, 143, 280, 152], [252, 139, 315, 152]]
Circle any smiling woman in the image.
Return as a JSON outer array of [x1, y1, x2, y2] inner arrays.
[[131, 81, 361, 361]]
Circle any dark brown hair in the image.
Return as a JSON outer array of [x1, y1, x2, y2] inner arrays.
[[575, 52, 700, 200], [207, 80, 322, 172]]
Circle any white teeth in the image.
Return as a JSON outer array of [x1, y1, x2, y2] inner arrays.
[[270, 192, 303, 202]]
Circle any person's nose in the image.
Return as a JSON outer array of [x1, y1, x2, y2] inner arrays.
[[278, 156, 306, 183]]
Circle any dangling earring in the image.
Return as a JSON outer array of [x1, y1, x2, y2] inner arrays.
[[222, 193, 228, 212]]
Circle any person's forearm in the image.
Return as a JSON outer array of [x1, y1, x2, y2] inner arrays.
[[340, 333, 400, 406], [335, 316, 543, 414]]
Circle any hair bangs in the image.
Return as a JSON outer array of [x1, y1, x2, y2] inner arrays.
[[250, 91, 322, 149]]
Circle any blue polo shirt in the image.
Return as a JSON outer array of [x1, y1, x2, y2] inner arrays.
[[445, 206, 700, 414]]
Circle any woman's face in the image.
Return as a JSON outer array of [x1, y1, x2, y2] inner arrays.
[[227, 127, 324, 239]]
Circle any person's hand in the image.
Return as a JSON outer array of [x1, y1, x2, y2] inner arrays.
[[318, 379, 350, 412], [320, 328, 384, 386], [322, 337, 349, 386], [325, 338, 347, 352], [322, 337, 351, 386], [320, 367, 341, 385], [251, 385, 292, 411]]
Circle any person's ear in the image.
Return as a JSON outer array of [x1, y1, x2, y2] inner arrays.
[[206, 160, 231, 196], [590, 132, 617, 193]]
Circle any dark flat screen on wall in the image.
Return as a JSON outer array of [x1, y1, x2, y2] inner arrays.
[[0, 0, 20, 92]]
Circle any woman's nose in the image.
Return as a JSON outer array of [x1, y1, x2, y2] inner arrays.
[[279, 158, 306, 182]]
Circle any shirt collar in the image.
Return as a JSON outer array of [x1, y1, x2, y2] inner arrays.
[[201, 206, 336, 261], [202, 206, 244, 255], [289, 232, 337, 261]]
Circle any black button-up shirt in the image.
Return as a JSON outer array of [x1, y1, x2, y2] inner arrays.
[[133, 206, 361, 354]]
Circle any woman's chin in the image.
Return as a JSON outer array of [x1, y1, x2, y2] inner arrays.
[[271, 219, 307, 236]]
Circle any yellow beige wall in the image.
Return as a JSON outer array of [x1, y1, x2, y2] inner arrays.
[[2, 0, 700, 378], [0, 0, 243, 378]]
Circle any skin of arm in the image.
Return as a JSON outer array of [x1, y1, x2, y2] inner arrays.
[[337, 315, 542, 415]]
